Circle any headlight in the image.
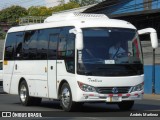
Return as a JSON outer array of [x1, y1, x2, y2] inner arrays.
[[131, 82, 144, 92], [78, 81, 97, 92]]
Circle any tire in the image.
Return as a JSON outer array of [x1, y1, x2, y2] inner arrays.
[[118, 101, 134, 111], [60, 83, 82, 112], [19, 80, 42, 106]]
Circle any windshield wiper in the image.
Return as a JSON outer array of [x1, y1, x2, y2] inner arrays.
[[77, 70, 93, 76], [82, 58, 104, 64], [85, 71, 93, 76]]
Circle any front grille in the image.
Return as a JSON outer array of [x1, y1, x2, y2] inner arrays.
[[96, 87, 131, 94]]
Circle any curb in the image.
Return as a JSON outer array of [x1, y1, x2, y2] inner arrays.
[[143, 94, 160, 100]]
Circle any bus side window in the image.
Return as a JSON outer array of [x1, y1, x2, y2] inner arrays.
[[0, 61, 2, 70], [23, 31, 38, 60], [4, 33, 16, 60], [65, 32, 75, 73], [58, 28, 67, 59], [66, 33, 75, 57], [65, 27, 75, 73], [15, 32, 24, 60], [48, 28, 61, 60], [37, 29, 48, 60]]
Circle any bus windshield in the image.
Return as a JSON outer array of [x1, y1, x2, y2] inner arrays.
[[77, 28, 143, 76]]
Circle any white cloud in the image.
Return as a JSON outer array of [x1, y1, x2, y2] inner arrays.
[[44, 0, 60, 7]]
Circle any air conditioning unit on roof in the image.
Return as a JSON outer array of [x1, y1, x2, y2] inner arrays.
[[44, 12, 109, 23]]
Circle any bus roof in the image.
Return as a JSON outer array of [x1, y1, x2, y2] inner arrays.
[[8, 13, 136, 33]]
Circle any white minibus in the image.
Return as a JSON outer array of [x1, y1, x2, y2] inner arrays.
[[3, 13, 158, 111]]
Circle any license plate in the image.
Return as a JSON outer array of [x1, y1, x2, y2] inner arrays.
[[106, 96, 122, 102]]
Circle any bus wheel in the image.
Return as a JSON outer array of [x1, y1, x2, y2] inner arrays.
[[118, 101, 134, 111], [19, 80, 33, 106], [60, 83, 78, 112]]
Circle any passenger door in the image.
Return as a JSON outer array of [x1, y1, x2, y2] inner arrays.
[[48, 33, 59, 98], [4, 32, 24, 94], [10, 32, 24, 94]]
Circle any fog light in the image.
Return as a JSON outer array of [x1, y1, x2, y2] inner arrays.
[[85, 96, 88, 99]]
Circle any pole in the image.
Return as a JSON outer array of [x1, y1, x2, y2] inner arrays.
[[152, 48, 155, 94]]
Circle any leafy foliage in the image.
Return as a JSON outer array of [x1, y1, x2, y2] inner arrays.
[[70, 0, 99, 6], [81, 0, 99, 6], [51, 2, 80, 13], [0, 1, 80, 37], [27, 2, 80, 16], [0, 6, 27, 25], [0, 27, 6, 39], [28, 6, 52, 16], [70, 0, 80, 3]]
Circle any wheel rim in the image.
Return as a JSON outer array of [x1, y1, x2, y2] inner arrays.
[[20, 85, 27, 102], [61, 87, 70, 108]]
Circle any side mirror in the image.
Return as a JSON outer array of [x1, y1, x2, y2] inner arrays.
[[76, 32, 83, 50], [69, 28, 83, 50], [138, 28, 158, 49]]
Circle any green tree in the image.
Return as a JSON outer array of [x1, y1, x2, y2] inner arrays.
[[0, 27, 6, 39], [28, 6, 52, 16], [28, 6, 40, 16], [0, 6, 27, 25], [70, 0, 99, 6], [80, 0, 99, 6], [27, 2, 80, 16], [39, 7, 51, 16], [59, 0, 65, 5], [70, 0, 79, 3], [51, 2, 80, 13]]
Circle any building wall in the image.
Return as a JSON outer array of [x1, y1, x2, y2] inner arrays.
[[98, 0, 160, 15], [141, 41, 160, 65]]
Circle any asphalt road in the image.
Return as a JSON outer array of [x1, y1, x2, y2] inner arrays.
[[0, 93, 160, 112], [0, 86, 160, 119]]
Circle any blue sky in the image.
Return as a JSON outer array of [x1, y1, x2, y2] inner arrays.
[[0, 0, 69, 10]]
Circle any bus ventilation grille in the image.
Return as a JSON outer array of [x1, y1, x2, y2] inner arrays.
[[96, 87, 131, 94], [73, 13, 108, 18]]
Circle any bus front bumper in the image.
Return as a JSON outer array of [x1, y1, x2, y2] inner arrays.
[[78, 91, 144, 102]]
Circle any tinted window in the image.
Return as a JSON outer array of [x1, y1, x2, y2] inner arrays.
[[58, 28, 67, 59], [4, 33, 16, 60], [77, 28, 143, 76], [37, 29, 49, 60], [0, 62, 2, 70], [15, 32, 24, 60], [48, 28, 61, 60], [65, 31, 75, 73], [66, 32, 75, 58], [58, 27, 75, 73], [23, 31, 38, 60]]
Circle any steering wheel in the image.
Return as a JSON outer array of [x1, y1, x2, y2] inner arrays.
[[116, 52, 132, 58]]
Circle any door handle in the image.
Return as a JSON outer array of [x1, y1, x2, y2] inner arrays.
[[15, 64, 17, 70], [45, 67, 47, 73], [51, 66, 53, 70]]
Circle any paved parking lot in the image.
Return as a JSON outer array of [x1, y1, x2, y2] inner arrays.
[[0, 86, 3, 94], [0, 85, 160, 115], [0, 86, 160, 120]]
